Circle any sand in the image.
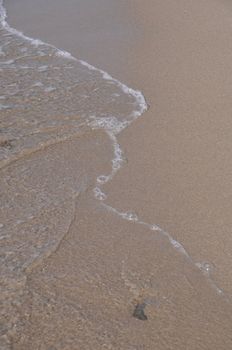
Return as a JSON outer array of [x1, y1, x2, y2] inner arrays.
[[4, 0, 232, 348]]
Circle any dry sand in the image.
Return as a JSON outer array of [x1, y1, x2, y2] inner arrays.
[[4, 0, 232, 348]]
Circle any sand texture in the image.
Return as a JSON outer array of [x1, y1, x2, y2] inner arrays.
[[2, 0, 232, 348]]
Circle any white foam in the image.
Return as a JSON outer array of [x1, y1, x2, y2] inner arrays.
[[97, 175, 110, 184], [79, 59, 147, 120], [0, 0, 147, 149], [87, 116, 130, 135], [102, 202, 230, 300], [1, 3, 146, 121], [150, 224, 162, 231], [93, 187, 107, 201], [121, 211, 138, 221], [55, 49, 75, 60], [1, 0, 228, 305], [195, 261, 213, 275], [102, 204, 138, 222], [170, 238, 188, 256]]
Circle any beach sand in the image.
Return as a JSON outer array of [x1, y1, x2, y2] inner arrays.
[[4, 0, 232, 348]]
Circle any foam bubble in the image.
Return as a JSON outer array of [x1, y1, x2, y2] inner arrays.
[[150, 224, 162, 231], [88, 116, 130, 135], [121, 211, 138, 221], [56, 50, 75, 60], [97, 175, 109, 184], [196, 261, 214, 275], [169, 238, 188, 256], [93, 187, 107, 201], [79, 59, 147, 121]]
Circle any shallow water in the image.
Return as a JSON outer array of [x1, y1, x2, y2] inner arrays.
[[0, 1, 147, 347], [0, 0, 146, 169], [1, 1, 232, 349], [0, 0, 147, 292]]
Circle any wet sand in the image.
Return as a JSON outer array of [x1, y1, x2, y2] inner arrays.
[[4, 0, 232, 348]]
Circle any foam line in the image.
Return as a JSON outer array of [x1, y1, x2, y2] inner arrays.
[[0, 0, 229, 304], [0, 0, 147, 132]]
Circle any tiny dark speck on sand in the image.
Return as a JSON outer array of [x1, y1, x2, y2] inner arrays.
[[133, 303, 148, 321]]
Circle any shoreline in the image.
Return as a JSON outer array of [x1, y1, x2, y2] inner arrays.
[[3, 0, 232, 348]]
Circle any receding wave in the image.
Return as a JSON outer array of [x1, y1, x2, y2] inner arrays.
[[1, 1, 231, 348], [0, 1, 148, 347], [0, 0, 146, 169]]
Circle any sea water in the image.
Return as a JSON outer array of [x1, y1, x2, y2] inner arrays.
[[0, 1, 230, 348], [0, 1, 147, 347]]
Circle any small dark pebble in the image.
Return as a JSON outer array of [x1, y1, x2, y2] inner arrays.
[[133, 303, 148, 321]]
